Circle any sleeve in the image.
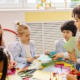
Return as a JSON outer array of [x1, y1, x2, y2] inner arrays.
[[30, 40, 37, 58], [77, 58, 80, 63], [2, 39, 14, 61], [55, 40, 65, 53], [13, 44, 27, 64], [63, 52, 70, 59], [55, 40, 70, 59], [31, 41, 36, 58]]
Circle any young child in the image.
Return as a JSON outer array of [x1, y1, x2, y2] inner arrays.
[[45, 20, 77, 59], [0, 47, 8, 80], [12, 22, 39, 64], [0, 24, 16, 70]]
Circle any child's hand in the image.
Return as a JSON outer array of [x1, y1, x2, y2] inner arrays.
[[8, 64, 13, 70], [11, 61, 17, 67], [45, 51, 50, 55], [27, 58, 34, 62], [52, 53, 64, 60], [35, 55, 40, 59], [68, 49, 77, 62]]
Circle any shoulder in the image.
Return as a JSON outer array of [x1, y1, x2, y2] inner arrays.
[[56, 38, 64, 44]]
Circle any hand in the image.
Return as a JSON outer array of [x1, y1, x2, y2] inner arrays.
[[8, 63, 13, 70], [35, 55, 40, 59], [52, 53, 64, 60], [27, 58, 34, 62], [11, 61, 17, 67], [71, 68, 79, 75], [45, 51, 50, 55], [68, 49, 77, 62], [66, 74, 77, 80]]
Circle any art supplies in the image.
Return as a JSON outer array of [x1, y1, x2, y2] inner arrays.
[[50, 51, 62, 60], [18, 69, 37, 79], [7, 68, 16, 76]]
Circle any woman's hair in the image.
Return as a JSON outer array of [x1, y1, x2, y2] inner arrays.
[[0, 48, 8, 80], [61, 20, 77, 36], [16, 22, 29, 35], [0, 25, 3, 46], [72, 5, 80, 19]]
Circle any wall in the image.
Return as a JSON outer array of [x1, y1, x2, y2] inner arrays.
[[0, 11, 25, 46], [0, 10, 73, 46], [25, 10, 73, 22]]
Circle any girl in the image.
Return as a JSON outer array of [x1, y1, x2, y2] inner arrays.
[[0, 24, 16, 69], [0, 47, 8, 80], [12, 22, 39, 64]]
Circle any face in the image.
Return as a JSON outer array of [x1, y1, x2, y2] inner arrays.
[[62, 30, 73, 41], [74, 14, 80, 31], [20, 29, 30, 44]]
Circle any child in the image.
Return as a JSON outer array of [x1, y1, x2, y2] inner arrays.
[[12, 22, 39, 64], [0, 24, 16, 70], [45, 20, 77, 60], [0, 47, 8, 80]]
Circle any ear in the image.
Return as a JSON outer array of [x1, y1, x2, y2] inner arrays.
[[18, 34, 22, 37]]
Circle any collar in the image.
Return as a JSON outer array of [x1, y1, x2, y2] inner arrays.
[[63, 38, 67, 43]]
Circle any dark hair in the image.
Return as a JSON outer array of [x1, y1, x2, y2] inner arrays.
[[72, 5, 80, 19], [0, 24, 2, 46], [0, 48, 8, 80], [61, 20, 77, 36]]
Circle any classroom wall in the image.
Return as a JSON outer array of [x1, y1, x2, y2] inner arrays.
[[25, 10, 73, 22], [0, 11, 25, 46], [0, 10, 73, 46]]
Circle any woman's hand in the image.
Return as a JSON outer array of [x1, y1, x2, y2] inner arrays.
[[45, 51, 50, 55], [68, 49, 77, 62], [66, 74, 77, 80]]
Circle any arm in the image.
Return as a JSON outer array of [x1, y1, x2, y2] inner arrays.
[[13, 44, 27, 64], [53, 40, 69, 60]]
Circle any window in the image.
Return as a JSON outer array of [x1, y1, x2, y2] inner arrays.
[[0, 0, 22, 8], [25, 0, 80, 9]]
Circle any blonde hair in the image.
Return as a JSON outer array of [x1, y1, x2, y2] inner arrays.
[[16, 22, 29, 35]]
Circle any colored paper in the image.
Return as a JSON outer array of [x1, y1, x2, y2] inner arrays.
[[64, 37, 80, 57]]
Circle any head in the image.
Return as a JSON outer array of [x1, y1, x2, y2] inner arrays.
[[16, 22, 30, 44], [0, 47, 8, 80], [61, 20, 77, 41], [72, 5, 80, 31]]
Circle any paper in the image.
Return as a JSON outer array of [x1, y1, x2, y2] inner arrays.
[[32, 70, 50, 80], [37, 54, 52, 62], [15, 63, 28, 69], [7, 74, 22, 80], [64, 37, 80, 57], [28, 60, 42, 69]]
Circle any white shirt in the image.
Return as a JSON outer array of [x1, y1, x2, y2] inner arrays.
[[23, 44, 32, 58]]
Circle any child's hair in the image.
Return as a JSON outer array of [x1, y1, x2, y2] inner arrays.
[[16, 22, 29, 35], [0, 48, 8, 80], [61, 20, 77, 36], [72, 5, 80, 19]]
